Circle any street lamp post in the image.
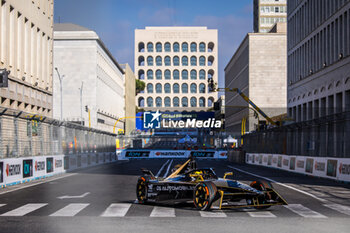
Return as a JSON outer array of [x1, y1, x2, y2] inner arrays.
[[79, 82, 84, 124], [54, 67, 64, 121]]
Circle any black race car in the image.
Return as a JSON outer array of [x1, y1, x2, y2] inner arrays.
[[136, 157, 287, 210]]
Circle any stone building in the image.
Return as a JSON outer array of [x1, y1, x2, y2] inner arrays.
[[121, 63, 136, 135], [253, 0, 287, 33]]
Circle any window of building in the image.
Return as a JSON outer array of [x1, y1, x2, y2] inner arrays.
[[208, 42, 214, 52], [173, 97, 179, 107], [190, 70, 197, 80], [147, 56, 153, 66], [199, 70, 205, 80], [164, 97, 171, 107], [173, 70, 180, 80], [138, 70, 145, 79], [191, 56, 197, 66], [190, 83, 197, 93], [173, 42, 179, 52], [182, 56, 188, 66], [199, 97, 205, 107], [147, 42, 153, 52], [147, 83, 153, 93], [190, 97, 197, 107], [208, 56, 214, 66], [182, 70, 188, 80], [147, 97, 153, 107], [173, 83, 180, 93], [156, 70, 162, 79], [173, 56, 179, 66], [199, 83, 205, 93], [164, 56, 171, 66], [199, 56, 205, 66], [190, 42, 197, 52], [275, 7, 279, 13], [182, 97, 188, 107], [138, 97, 145, 107], [164, 83, 171, 93], [164, 69, 171, 79], [138, 56, 145, 66], [164, 42, 171, 52], [156, 56, 162, 66], [208, 97, 214, 107], [156, 97, 162, 107], [182, 42, 188, 52], [138, 42, 145, 52], [156, 83, 162, 93], [182, 83, 188, 93], [199, 42, 205, 52], [147, 70, 153, 79], [156, 42, 162, 52]]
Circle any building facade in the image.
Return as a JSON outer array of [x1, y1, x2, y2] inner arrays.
[[121, 63, 136, 135], [135, 27, 218, 112], [253, 0, 287, 33], [0, 0, 53, 116], [225, 23, 287, 137], [287, 1, 350, 157], [53, 23, 125, 133]]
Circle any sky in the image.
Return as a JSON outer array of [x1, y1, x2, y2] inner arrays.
[[54, 0, 253, 87]]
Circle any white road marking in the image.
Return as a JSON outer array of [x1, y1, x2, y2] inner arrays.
[[101, 203, 131, 217], [323, 204, 350, 216], [227, 166, 328, 203], [284, 204, 327, 218], [0, 204, 6, 208], [156, 160, 170, 177], [150, 206, 176, 217], [57, 192, 90, 199], [245, 210, 276, 218], [199, 210, 227, 217], [50, 203, 89, 217], [163, 159, 174, 178], [1, 203, 48, 216]]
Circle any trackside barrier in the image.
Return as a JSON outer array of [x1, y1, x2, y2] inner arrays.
[[119, 150, 228, 160], [245, 153, 350, 182], [0, 152, 118, 188]]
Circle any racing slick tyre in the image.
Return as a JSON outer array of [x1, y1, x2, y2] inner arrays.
[[136, 177, 148, 204], [193, 182, 218, 211], [248, 180, 273, 209]]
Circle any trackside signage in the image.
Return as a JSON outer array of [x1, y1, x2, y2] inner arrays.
[[120, 150, 227, 159]]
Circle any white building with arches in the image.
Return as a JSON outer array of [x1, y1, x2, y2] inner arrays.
[[135, 27, 218, 112]]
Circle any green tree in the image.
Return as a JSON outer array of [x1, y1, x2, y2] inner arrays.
[[136, 79, 145, 94]]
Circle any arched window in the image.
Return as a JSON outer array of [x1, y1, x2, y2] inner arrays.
[[190, 70, 197, 80], [208, 97, 214, 107], [156, 97, 162, 107], [190, 83, 197, 93], [199, 83, 205, 93], [173, 84, 180, 93], [156, 42, 162, 52], [147, 70, 153, 79], [208, 69, 214, 79], [182, 70, 188, 80], [173, 70, 179, 80], [147, 83, 153, 93], [164, 70, 171, 79], [190, 56, 197, 66], [208, 42, 214, 52], [138, 56, 145, 66], [147, 56, 153, 66], [199, 70, 205, 80], [164, 83, 171, 93], [138, 70, 145, 79], [182, 56, 188, 66], [199, 56, 205, 66], [208, 56, 214, 66], [156, 83, 162, 93], [173, 97, 179, 107], [164, 97, 171, 107], [199, 42, 205, 52], [173, 56, 179, 66], [199, 97, 205, 107], [156, 70, 162, 79], [138, 42, 145, 52], [173, 42, 179, 52], [138, 97, 145, 107], [164, 42, 171, 52], [190, 97, 197, 107], [147, 42, 153, 52], [182, 42, 188, 52], [190, 42, 197, 52], [156, 56, 162, 66], [147, 97, 153, 107], [182, 83, 188, 93], [164, 56, 171, 66], [182, 97, 188, 107]]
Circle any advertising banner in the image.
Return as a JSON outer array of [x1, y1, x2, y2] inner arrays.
[[4, 159, 22, 184], [54, 156, 64, 173], [305, 158, 314, 173], [22, 159, 33, 178], [313, 157, 327, 177], [125, 151, 150, 158], [152, 151, 188, 158], [46, 157, 54, 173], [190, 151, 214, 157], [289, 157, 296, 170], [0, 162, 3, 183], [337, 159, 350, 182], [34, 158, 46, 177]]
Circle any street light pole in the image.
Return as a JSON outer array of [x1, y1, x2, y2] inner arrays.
[[79, 82, 84, 124], [54, 67, 64, 121]]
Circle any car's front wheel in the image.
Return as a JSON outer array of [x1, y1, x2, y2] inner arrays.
[[193, 182, 217, 211]]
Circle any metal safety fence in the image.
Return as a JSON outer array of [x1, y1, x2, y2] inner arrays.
[[0, 107, 116, 159], [243, 111, 350, 158]]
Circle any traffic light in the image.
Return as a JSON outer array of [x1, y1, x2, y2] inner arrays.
[[85, 105, 88, 112], [0, 69, 10, 88]]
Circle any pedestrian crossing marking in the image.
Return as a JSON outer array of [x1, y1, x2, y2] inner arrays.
[[50, 203, 89, 217], [150, 206, 176, 217], [245, 210, 276, 218], [199, 210, 227, 217], [101, 203, 131, 217], [323, 204, 350, 216], [1, 203, 48, 216], [284, 204, 327, 218]]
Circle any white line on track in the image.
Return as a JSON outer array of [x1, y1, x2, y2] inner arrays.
[[150, 206, 176, 217], [199, 210, 227, 217], [156, 159, 170, 177], [0, 204, 6, 208], [284, 204, 327, 218], [2, 203, 48, 216], [101, 203, 132, 217], [227, 165, 328, 203], [50, 203, 90, 217], [323, 203, 350, 216], [163, 159, 174, 178], [244, 210, 276, 218]]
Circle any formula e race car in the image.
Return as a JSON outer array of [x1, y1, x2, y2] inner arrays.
[[136, 157, 287, 210]]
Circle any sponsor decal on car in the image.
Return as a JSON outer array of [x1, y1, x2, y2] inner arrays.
[[155, 185, 194, 192], [126, 151, 150, 158], [6, 164, 21, 176], [23, 159, 33, 178], [339, 163, 350, 175]]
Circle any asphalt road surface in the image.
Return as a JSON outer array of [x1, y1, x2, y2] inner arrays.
[[0, 158, 350, 233]]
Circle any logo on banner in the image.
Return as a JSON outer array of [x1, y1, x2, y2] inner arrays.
[[327, 160, 337, 177], [305, 158, 314, 173], [55, 159, 63, 168], [190, 151, 214, 157], [23, 160, 33, 178], [315, 162, 325, 172], [289, 157, 296, 170], [35, 161, 45, 171], [125, 151, 150, 158], [46, 158, 54, 173], [339, 163, 350, 175], [6, 164, 21, 176], [156, 151, 187, 157], [144, 111, 161, 129]]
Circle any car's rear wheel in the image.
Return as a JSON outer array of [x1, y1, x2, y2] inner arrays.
[[136, 177, 148, 203], [193, 182, 217, 211], [248, 180, 272, 209]]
